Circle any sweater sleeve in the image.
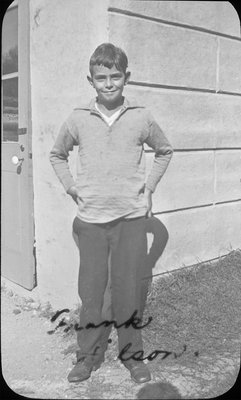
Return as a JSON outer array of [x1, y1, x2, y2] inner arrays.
[[144, 112, 173, 193], [49, 120, 78, 193]]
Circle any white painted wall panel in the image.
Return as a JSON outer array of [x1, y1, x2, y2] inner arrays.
[[153, 202, 241, 274], [219, 39, 241, 94], [30, 0, 109, 308], [215, 151, 241, 203], [109, 14, 217, 90], [124, 86, 241, 149], [109, 0, 240, 37], [145, 151, 214, 212]]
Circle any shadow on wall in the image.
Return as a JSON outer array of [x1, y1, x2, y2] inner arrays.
[[145, 216, 169, 287]]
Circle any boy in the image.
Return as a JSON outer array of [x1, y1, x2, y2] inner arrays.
[[50, 43, 173, 384]]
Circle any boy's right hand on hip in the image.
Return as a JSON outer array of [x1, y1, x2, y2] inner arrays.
[[67, 185, 83, 205]]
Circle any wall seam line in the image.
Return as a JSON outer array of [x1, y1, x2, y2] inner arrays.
[[149, 252, 236, 280], [154, 199, 241, 215], [108, 8, 241, 42], [214, 199, 241, 205], [216, 37, 220, 93], [145, 148, 241, 153], [213, 149, 217, 206], [127, 81, 241, 97], [128, 81, 216, 93]]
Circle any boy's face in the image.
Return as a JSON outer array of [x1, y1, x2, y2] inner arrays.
[[88, 65, 130, 107]]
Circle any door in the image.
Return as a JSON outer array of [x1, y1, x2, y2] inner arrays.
[[1, 0, 35, 289]]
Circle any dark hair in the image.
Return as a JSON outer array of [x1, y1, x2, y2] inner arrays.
[[137, 382, 182, 399], [89, 43, 128, 75]]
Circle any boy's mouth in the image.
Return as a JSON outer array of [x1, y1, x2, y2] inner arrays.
[[103, 90, 117, 93]]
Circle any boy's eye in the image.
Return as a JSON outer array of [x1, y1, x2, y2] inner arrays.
[[111, 74, 123, 79], [94, 75, 123, 82]]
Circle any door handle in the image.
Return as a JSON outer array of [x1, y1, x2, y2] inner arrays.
[[12, 156, 24, 166], [12, 156, 24, 174]]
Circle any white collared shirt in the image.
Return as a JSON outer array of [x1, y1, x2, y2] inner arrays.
[[95, 102, 123, 126]]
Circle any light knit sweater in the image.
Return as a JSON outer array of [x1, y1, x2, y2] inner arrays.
[[50, 97, 173, 223]]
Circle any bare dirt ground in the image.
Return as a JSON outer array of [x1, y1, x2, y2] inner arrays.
[[1, 275, 240, 400]]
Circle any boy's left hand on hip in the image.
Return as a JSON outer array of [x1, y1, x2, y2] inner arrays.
[[144, 189, 153, 218]]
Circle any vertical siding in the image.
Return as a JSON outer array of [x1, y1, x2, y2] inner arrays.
[[108, 1, 241, 273]]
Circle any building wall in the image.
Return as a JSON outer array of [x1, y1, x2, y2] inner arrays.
[[108, 0, 241, 273], [30, 0, 109, 308], [29, 0, 241, 308]]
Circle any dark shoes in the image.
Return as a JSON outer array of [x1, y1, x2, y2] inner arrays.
[[123, 360, 151, 384], [68, 347, 151, 384], [68, 358, 151, 384], [69, 339, 108, 383], [92, 352, 105, 371], [68, 353, 105, 383], [68, 359, 93, 383]]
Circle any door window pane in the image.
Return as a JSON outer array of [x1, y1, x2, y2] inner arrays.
[[2, 7, 18, 74], [2, 77, 18, 142], [2, 6, 18, 142]]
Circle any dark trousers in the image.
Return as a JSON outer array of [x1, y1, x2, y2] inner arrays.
[[72, 216, 148, 361]]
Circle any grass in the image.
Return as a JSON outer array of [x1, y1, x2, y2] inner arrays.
[[58, 249, 241, 373], [142, 249, 241, 363]]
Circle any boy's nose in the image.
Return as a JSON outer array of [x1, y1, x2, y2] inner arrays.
[[105, 77, 113, 88]]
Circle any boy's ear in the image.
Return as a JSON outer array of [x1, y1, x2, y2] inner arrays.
[[124, 71, 131, 85], [87, 75, 93, 86]]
